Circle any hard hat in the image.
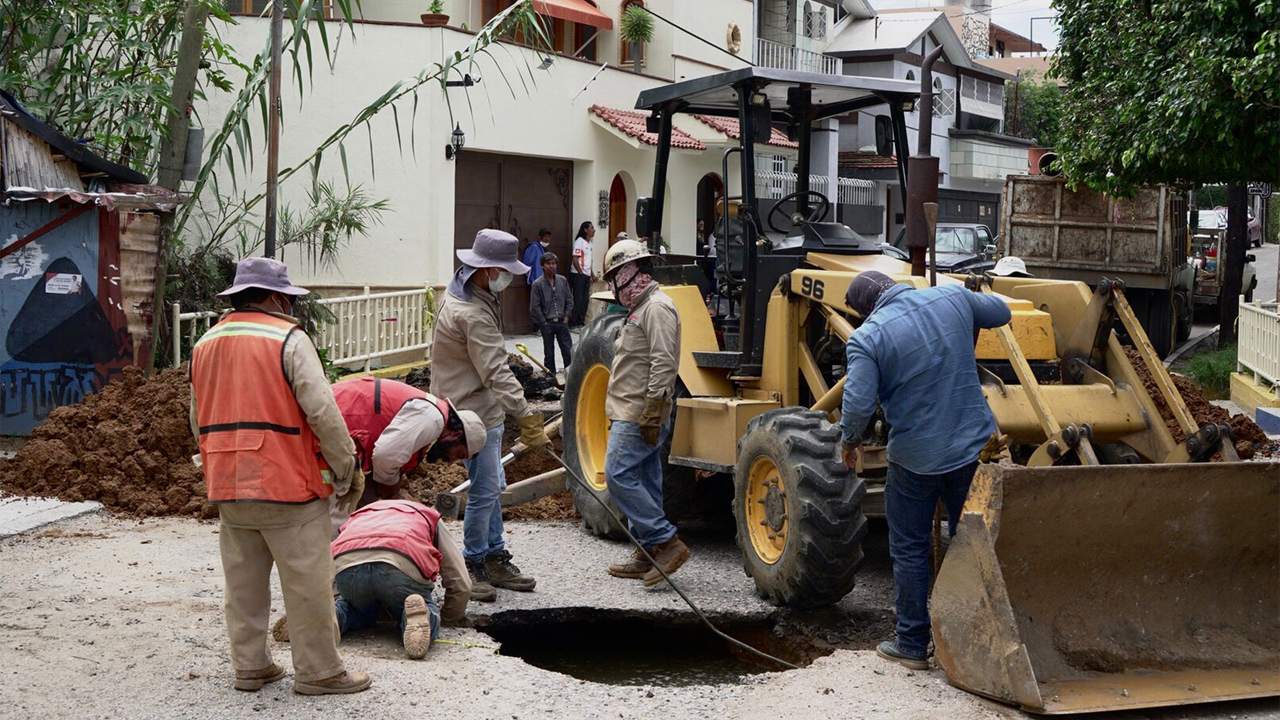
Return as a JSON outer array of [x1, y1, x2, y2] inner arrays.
[[603, 239, 653, 279], [991, 256, 1031, 277]]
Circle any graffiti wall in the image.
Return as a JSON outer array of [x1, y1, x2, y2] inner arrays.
[[1, 202, 135, 435]]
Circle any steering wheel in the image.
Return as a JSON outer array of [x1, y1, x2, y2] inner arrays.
[[767, 190, 832, 234]]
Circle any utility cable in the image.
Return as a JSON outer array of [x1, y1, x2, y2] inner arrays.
[[637, 6, 756, 68], [544, 448, 798, 671]]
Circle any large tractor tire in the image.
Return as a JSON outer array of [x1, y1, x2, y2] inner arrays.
[[733, 408, 868, 608], [561, 312, 696, 539]]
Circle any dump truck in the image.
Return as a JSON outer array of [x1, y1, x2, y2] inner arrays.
[[556, 67, 1278, 714], [1001, 175, 1198, 356]]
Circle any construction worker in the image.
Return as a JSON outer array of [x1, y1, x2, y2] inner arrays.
[[189, 257, 370, 695], [432, 229, 550, 598], [600, 239, 689, 586], [271, 499, 473, 660], [838, 270, 1011, 670], [327, 376, 488, 537]]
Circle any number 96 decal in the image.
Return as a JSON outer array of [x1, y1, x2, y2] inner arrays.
[[799, 276, 825, 300]]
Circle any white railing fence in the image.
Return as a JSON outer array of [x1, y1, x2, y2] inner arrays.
[[756, 170, 880, 207], [172, 286, 435, 372], [1238, 297, 1280, 391], [755, 37, 840, 75]]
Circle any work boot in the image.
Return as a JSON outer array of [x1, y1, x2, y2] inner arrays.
[[293, 670, 372, 695], [234, 663, 286, 692], [466, 558, 498, 602], [402, 594, 433, 660], [270, 615, 289, 643], [484, 550, 537, 592], [607, 546, 653, 579], [641, 535, 691, 588], [875, 639, 929, 671]]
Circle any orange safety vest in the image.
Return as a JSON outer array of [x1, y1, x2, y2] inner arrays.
[[331, 376, 452, 473], [190, 310, 334, 504], [331, 499, 443, 581]]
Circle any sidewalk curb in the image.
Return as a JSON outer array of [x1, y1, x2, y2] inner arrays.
[[1164, 326, 1219, 367]]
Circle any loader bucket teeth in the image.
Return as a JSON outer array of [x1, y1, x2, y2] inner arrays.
[[931, 463, 1280, 714]]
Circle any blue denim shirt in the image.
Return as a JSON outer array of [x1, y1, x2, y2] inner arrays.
[[841, 284, 1012, 475]]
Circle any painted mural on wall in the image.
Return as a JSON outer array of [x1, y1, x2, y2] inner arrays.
[[1, 202, 134, 435]]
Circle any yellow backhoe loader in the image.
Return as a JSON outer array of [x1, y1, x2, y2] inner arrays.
[[559, 67, 1278, 714]]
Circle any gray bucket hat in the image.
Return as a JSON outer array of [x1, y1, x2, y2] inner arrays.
[[218, 257, 309, 297], [456, 228, 530, 275]]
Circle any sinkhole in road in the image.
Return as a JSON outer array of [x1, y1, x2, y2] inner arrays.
[[477, 611, 835, 687]]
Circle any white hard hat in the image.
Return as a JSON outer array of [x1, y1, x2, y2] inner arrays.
[[991, 256, 1031, 277], [616, 231, 629, 241], [603, 239, 653, 278]]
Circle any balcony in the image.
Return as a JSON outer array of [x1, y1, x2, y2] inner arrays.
[[755, 38, 840, 75]]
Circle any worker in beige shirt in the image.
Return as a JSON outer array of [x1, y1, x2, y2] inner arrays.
[[272, 499, 473, 660], [598, 240, 689, 587], [432, 228, 551, 599], [189, 257, 369, 695]]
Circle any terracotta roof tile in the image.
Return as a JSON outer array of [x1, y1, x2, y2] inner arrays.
[[589, 105, 706, 150], [839, 151, 898, 169], [692, 115, 798, 149]]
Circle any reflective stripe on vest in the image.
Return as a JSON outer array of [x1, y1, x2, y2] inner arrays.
[[331, 499, 443, 580], [191, 311, 334, 504], [332, 376, 451, 472]]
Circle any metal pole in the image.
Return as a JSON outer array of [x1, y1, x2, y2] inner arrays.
[[171, 303, 182, 368], [264, 0, 284, 259]]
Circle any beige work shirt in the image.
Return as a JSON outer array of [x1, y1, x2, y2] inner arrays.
[[332, 523, 471, 625], [189, 310, 359, 495], [431, 285, 529, 429], [605, 283, 681, 425]]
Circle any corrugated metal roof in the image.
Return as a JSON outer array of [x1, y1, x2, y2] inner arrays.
[[0, 90, 148, 186]]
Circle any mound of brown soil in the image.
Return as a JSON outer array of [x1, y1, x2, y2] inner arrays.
[[0, 366, 214, 518], [401, 354, 561, 402]]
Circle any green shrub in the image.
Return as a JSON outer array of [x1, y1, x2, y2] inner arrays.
[[1183, 344, 1236, 396]]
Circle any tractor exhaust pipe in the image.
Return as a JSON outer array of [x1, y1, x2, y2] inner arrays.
[[904, 47, 944, 278]]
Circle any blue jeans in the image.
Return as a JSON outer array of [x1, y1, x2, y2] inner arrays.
[[540, 322, 573, 373], [333, 562, 440, 643], [604, 420, 677, 550], [884, 460, 978, 658], [462, 424, 507, 564]]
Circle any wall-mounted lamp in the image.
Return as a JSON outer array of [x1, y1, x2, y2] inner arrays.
[[445, 123, 465, 160], [901, 99, 917, 113]]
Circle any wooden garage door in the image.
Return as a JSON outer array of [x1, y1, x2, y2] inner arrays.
[[455, 153, 574, 334]]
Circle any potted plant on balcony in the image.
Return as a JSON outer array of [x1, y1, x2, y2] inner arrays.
[[420, 0, 448, 27], [620, 3, 653, 73]]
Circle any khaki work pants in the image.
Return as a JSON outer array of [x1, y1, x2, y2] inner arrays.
[[218, 499, 345, 683]]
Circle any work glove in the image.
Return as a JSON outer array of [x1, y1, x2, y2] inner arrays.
[[336, 470, 365, 516], [978, 432, 1009, 463], [639, 397, 667, 446], [518, 412, 551, 450], [840, 440, 860, 471]]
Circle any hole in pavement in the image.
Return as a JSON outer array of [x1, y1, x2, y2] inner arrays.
[[478, 611, 836, 687]]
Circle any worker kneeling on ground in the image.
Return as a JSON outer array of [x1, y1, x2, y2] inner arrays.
[[839, 271, 1011, 670], [189, 257, 371, 695], [272, 498, 474, 660], [433, 229, 550, 599], [601, 239, 690, 586]]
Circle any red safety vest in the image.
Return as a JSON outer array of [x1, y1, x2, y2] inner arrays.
[[331, 499, 443, 580], [190, 311, 333, 504], [332, 376, 451, 473]]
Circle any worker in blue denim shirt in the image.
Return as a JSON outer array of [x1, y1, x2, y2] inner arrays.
[[839, 270, 1011, 670]]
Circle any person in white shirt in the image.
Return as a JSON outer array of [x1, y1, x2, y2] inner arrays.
[[569, 221, 596, 326]]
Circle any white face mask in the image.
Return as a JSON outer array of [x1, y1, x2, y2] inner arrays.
[[540, 240, 550, 248], [489, 269, 513, 293]]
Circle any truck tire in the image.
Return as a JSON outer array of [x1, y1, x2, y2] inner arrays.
[[733, 408, 868, 608], [1175, 290, 1191, 342], [1126, 289, 1174, 358], [561, 312, 696, 539]]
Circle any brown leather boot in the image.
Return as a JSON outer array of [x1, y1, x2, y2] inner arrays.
[[293, 670, 372, 695], [607, 546, 653, 579], [270, 615, 289, 642], [466, 559, 498, 602], [641, 535, 691, 587], [402, 594, 433, 660], [484, 550, 536, 592], [234, 663, 286, 692]]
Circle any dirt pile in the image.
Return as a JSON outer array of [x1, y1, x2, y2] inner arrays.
[[402, 354, 561, 402], [0, 366, 214, 518], [1123, 347, 1275, 459]]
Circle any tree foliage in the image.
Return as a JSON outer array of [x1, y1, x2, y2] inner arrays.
[[1004, 73, 1064, 149], [1051, 0, 1280, 193]]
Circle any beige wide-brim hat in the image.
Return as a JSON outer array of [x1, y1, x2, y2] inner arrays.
[[456, 228, 530, 275], [457, 410, 487, 458]]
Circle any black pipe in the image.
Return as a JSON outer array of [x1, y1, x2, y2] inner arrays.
[[904, 47, 944, 277], [649, 107, 675, 256], [795, 87, 813, 218], [737, 85, 761, 374]]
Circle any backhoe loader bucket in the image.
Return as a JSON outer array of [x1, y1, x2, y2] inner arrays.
[[932, 462, 1280, 714]]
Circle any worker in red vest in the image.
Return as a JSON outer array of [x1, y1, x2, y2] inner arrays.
[[272, 499, 470, 660], [189, 257, 370, 696], [328, 376, 487, 531]]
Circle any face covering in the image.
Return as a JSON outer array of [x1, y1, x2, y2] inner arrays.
[[540, 240, 550, 248], [489, 269, 513, 293], [608, 262, 653, 309]]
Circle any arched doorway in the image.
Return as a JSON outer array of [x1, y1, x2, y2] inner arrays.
[[608, 173, 627, 246], [697, 173, 724, 244]]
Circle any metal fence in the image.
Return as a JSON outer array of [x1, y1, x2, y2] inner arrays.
[[756, 170, 879, 207], [755, 38, 840, 75], [171, 286, 435, 371], [1238, 297, 1280, 391]]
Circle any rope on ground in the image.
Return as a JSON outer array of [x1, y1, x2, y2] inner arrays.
[[544, 448, 798, 671]]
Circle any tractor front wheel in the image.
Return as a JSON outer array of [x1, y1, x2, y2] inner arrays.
[[733, 408, 868, 608]]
